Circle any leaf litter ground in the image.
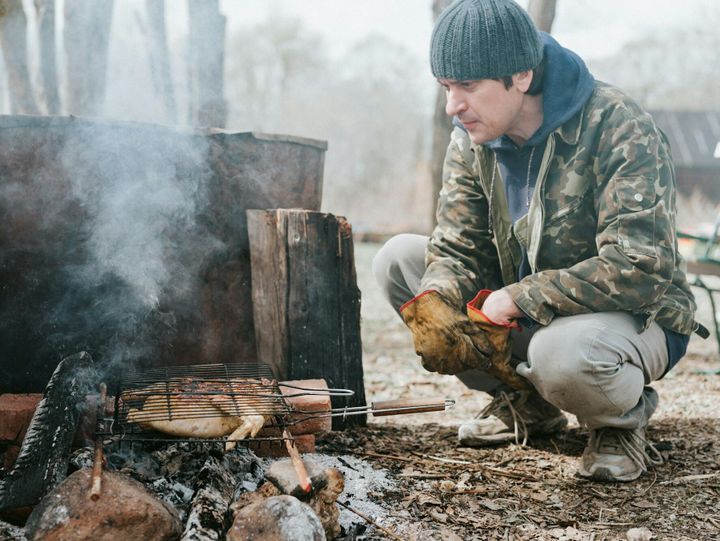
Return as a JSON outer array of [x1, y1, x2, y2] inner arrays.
[[316, 243, 720, 541]]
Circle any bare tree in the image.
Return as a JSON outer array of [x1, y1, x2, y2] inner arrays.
[[187, 0, 227, 128], [527, 0, 557, 33], [34, 0, 59, 114], [64, 0, 114, 116], [144, 0, 176, 123], [0, 0, 40, 113], [429, 0, 454, 228]]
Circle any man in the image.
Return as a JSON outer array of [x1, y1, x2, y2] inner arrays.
[[373, 0, 705, 482]]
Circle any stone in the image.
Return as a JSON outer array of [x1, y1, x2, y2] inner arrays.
[[235, 462, 344, 540], [24, 468, 182, 541], [266, 458, 328, 498], [227, 495, 326, 541]]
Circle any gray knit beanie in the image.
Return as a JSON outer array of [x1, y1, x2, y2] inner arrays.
[[430, 0, 544, 80]]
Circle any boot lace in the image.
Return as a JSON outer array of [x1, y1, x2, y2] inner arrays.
[[593, 427, 664, 472], [476, 390, 531, 446]]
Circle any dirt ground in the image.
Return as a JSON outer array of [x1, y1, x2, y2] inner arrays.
[[317, 242, 720, 541]]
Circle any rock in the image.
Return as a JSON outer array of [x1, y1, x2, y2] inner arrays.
[[235, 462, 344, 540], [24, 468, 182, 541], [227, 495, 326, 541], [266, 458, 328, 498]]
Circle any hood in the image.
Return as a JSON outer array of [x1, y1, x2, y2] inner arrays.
[[484, 31, 595, 150]]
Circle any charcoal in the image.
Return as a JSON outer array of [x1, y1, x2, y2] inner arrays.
[[0, 518, 27, 541], [181, 455, 236, 540]]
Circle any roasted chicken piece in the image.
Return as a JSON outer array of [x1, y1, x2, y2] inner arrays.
[[125, 378, 270, 450]]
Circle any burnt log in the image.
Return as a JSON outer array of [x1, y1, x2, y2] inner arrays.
[[0, 116, 326, 392], [247, 210, 366, 429], [180, 455, 235, 541], [0, 352, 94, 514]]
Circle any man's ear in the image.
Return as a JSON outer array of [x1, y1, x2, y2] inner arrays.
[[513, 70, 533, 93]]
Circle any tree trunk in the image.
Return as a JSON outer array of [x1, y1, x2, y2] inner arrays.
[[527, 0, 557, 33], [187, 0, 227, 128], [0, 0, 40, 114], [144, 0, 176, 123], [429, 0, 454, 229], [247, 209, 366, 429], [34, 0, 59, 114], [63, 0, 114, 116]]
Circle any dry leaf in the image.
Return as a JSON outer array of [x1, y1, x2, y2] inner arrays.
[[417, 494, 443, 506], [438, 527, 463, 541], [439, 480, 455, 492], [429, 509, 448, 523], [478, 498, 502, 511], [530, 490, 550, 502], [626, 527, 654, 541], [456, 472, 472, 490]]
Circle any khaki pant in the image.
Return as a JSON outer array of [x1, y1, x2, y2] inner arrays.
[[372, 234, 669, 430]]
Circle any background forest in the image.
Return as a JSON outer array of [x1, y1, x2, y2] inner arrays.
[[0, 0, 718, 234]]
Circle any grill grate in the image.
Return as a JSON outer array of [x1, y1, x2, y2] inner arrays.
[[107, 363, 294, 442]]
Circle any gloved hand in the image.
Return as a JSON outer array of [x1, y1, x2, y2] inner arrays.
[[400, 290, 493, 375], [466, 290, 530, 390]]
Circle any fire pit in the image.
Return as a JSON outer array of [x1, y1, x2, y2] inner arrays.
[[0, 354, 453, 540]]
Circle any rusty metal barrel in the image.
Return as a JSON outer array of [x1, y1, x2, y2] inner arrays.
[[0, 115, 326, 392]]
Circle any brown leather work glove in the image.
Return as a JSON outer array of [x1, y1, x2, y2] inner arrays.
[[466, 290, 530, 390], [400, 290, 493, 375]]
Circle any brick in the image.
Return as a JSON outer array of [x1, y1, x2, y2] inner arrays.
[[0, 393, 42, 442], [249, 434, 315, 457]]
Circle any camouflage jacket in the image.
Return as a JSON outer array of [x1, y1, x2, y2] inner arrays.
[[420, 81, 698, 336]]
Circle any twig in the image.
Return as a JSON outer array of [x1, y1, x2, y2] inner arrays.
[[660, 472, 720, 485], [426, 455, 472, 465], [352, 450, 415, 462], [397, 473, 447, 479], [283, 428, 311, 493], [337, 500, 404, 541], [550, 438, 561, 455], [638, 472, 658, 496], [90, 382, 107, 501]]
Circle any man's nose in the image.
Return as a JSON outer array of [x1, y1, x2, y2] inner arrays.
[[445, 88, 466, 117]]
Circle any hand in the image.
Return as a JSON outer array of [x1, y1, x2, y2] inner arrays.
[[467, 289, 530, 390], [478, 289, 524, 326]]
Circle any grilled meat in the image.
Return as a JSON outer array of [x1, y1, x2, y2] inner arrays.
[[124, 378, 270, 450]]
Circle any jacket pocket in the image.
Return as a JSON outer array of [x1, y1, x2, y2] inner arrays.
[[615, 177, 657, 256]]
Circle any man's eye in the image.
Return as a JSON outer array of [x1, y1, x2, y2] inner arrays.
[[460, 81, 473, 89]]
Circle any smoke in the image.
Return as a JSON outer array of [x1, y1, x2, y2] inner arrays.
[[58, 123, 223, 371]]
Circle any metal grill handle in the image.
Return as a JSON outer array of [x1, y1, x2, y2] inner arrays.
[[371, 398, 454, 417]]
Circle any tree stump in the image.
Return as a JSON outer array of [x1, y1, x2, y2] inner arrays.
[[247, 210, 366, 428]]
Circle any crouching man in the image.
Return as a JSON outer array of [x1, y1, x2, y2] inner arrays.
[[373, 0, 705, 482]]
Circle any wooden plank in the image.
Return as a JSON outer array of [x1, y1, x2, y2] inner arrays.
[[248, 210, 366, 428]]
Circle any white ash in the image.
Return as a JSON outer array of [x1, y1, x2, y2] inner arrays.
[[263, 453, 398, 531]]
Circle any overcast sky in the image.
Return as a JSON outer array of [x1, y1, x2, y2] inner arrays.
[[212, 0, 714, 64]]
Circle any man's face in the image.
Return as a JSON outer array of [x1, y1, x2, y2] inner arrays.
[[439, 74, 530, 145]]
